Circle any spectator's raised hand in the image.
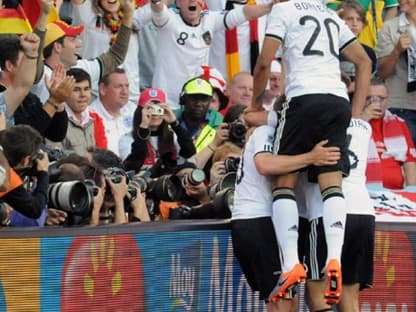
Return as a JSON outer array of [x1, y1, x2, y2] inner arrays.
[[45, 64, 75, 105], [396, 28, 411, 53], [41, 0, 54, 15], [53, 0, 63, 12], [120, 0, 134, 17], [212, 123, 230, 148], [310, 140, 341, 166], [362, 102, 383, 121], [140, 104, 153, 129], [20, 33, 40, 58], [160, 103, 176, 124]]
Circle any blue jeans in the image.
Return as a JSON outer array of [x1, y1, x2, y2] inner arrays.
[[389, 108, 416, 145]]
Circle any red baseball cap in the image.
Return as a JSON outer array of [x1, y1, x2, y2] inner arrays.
[[138, 88, 166, 107]]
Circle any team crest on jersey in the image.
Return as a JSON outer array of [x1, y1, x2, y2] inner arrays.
[[202, 31, 212, 45]]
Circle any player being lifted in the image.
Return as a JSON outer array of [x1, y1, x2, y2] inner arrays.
[[251, 0, 371, 305]]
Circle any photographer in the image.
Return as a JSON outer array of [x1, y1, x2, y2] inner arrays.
[[122, 87, 195, 172], [163, 162, 231, 220], [0, 125, 49, 226], [209, 142, 242, 186], [87, 149, 150, 225], [91, 171, 151, 225], [45, 154, 94, 226]]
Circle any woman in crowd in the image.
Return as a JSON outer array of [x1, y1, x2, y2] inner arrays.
[[121, 88, 196, 174]]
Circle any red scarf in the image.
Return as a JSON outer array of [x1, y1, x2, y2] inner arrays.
[[143, 140, 157, 166]]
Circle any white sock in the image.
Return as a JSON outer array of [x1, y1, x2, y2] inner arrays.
[[322, 194, 346, 266], [272, 196, 299, 272]]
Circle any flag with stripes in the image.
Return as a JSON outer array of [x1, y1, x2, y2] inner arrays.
[[0, 5, 33, 34]]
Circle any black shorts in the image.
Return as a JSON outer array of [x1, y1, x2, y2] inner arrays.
[[231, 217, 282, 301], [274, 94, 351, 181], [299, 215, 375, 290], [341, 214, 375, 289]]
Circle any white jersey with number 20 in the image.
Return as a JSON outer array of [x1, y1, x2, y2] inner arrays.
[[265, 0, 356, 100]]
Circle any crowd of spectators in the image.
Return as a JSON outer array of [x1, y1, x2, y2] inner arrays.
[[0, 0, 414, 229]]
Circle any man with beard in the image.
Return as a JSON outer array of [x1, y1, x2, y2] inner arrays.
[[174, 77, 224, 152]]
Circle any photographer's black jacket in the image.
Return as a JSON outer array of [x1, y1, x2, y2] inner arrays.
[[1, 171, 48, 219], [14, 93, 68, 142]]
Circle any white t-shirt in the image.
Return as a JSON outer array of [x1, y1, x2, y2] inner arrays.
[[31, 59, 102, 104], [296, 118, 375, 220], [206, 0, 268, 79], [90, 98, 136, 156], [343, 118, 374, 216], [72, 1, 152, 105], [151, 6, 247, 108], [265, 0, 355, 100], [232, 125, 274, 220]]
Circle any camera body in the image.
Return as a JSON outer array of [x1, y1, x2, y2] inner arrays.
[[228, 120, 247, 146], [105, 167, 127, 184], [150, 104, 164, 116], [224, 157, 240, 173], [41, 145, 65, 162]]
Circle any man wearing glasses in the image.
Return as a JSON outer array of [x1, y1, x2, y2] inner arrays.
[[363, 78, 416, 189]]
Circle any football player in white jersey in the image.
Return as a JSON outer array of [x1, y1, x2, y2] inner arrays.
[[232, 125, 341, 311], [149, 0, 279, 108], [297, 118, 375, 311], [251, 0, 372, 304]]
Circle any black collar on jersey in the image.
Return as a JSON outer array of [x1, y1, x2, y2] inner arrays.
[[179, 12, 202, 27]]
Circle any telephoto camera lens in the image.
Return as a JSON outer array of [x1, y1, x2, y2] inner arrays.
[[84, 179, 99, 197], [208, 172, 237, 199], [181, 168, 206, 186], [48, 181, 93, 217]]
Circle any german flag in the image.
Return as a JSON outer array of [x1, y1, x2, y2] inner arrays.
[[0, 5, 33, 34], [22, 0, 59, 28]]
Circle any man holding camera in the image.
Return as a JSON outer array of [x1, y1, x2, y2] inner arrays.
[[0, 125, 50, 226], [87, 149, 150, 225]]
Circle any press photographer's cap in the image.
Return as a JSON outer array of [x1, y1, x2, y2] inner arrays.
[[44, 20, 84, 49], [182, 77, 213, 97], [138, 87, 166, 107]]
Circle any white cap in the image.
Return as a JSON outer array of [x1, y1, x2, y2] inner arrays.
[[194, 65, 227, 92]]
